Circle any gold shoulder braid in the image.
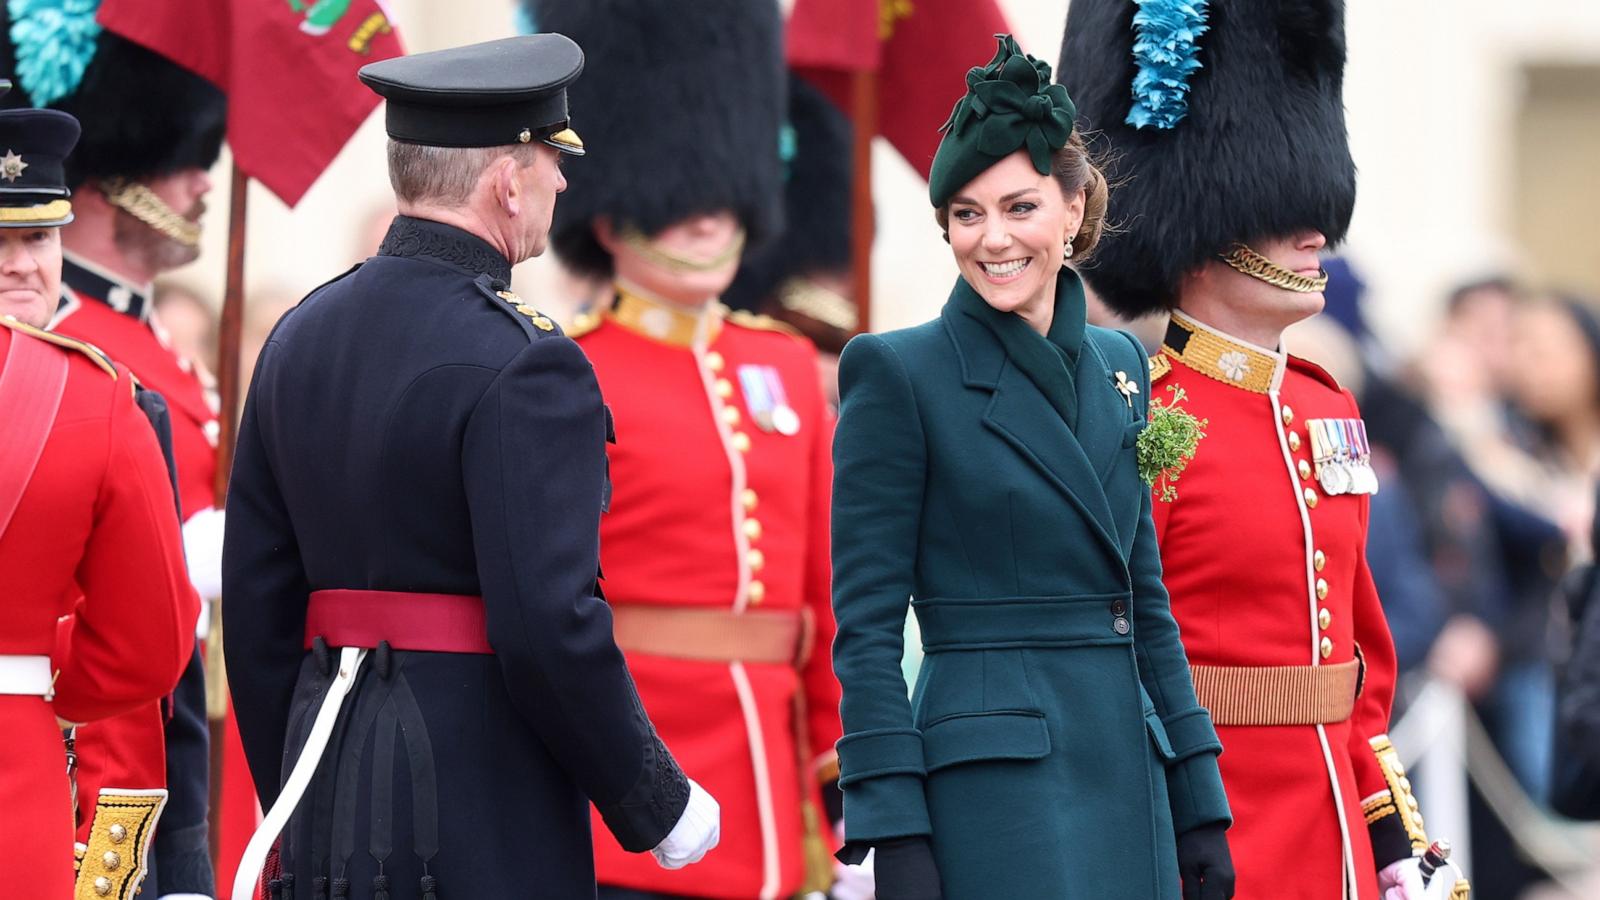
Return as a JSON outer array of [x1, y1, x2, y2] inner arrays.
[[101, 178, 201, 249], [1220, 243, 1328, 293]]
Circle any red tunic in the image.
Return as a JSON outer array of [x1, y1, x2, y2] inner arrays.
[[50, 257, 259, 886], [574, 291, 842, 899], [0, 321, 195, 898], [1150, 311, 1428, 900]]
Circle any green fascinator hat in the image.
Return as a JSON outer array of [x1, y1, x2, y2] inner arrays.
[[928, 34, 1077, 208]]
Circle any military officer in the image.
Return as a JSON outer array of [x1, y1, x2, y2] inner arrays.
[[3, 22, 225, 896], [531, 2, 846, 898], [0, 100, 196, 900], [222, 35, 717, 900], [1058, 2, 1469, 898]]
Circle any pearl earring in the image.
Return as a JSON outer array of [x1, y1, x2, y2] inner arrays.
[[1063, 239, 1075, 262]]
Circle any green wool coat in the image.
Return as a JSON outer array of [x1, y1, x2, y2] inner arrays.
[[831, 272, 1231, 899]]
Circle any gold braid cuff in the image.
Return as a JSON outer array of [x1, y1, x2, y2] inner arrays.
[[74, 789, 166, 900], [1220, 243, 1329, 293], [101, 178, 201, 248], [619, 224, 746, 273], [1369, 734, 1429, 851]]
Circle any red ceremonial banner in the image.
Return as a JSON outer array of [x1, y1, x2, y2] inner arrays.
[[96, 0, 405, 207]]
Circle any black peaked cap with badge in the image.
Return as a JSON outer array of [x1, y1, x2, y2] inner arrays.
[[358, 34, 586, 155], [1057, 0, 1356, 318], [0, 85, 80, 228]]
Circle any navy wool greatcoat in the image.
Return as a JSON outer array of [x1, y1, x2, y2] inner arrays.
[[223, 217, 688, 900], [831, 272, 1232, 899]]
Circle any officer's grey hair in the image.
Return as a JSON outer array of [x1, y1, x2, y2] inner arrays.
[[386, 140, 541, 207]]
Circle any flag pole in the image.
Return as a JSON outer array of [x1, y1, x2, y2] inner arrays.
[[207, 160, 249, 865], [848, 68, 876, 333]]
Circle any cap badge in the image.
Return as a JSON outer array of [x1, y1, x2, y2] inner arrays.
[[0, 150, 28, 183]]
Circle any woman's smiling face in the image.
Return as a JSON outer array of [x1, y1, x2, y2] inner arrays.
[[946, 150, 1082, 320]]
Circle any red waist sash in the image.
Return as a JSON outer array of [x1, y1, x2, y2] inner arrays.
[[304, 589, 493, 655]]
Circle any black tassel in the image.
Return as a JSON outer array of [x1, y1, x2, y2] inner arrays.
[[331, 877, 350, 898], [268, 878, 283, 900], [374, 640, 393, 680], [280, 873, 296, 900], [312, 637, 332, 676], [420, 874, 439, 900], [312, 875, 328, 900], [372, 875, 390, 900]]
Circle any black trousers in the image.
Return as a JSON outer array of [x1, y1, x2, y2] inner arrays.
[[597, 888, 699, 900]]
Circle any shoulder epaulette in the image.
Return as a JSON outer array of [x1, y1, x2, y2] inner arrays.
[[474, 276, 564, 341], [727, 308, 803, 338], [566, 310, 603, 339], [2, 315, 117, 378], [1148, 351, 1172, 383]]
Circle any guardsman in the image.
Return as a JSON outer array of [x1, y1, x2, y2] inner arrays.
[[0, 99, 196, 900], [3, 19, 227, 895], [531, 2, 846, 898], [1059, 1, 1469, 898], [222, 35, 717, 900]]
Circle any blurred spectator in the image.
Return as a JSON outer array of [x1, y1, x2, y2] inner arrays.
[[153, 281, 218, 374], [241, 287, 299, 390], [1553, 487, 1600, 820]]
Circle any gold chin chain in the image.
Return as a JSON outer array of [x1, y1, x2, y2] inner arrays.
[[1220, 243, 1328, 293], [101, 178, 202, 248], [619, 224, 746, 273]]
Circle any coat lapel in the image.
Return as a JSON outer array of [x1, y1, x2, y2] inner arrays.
[[1075, 337, 1143, 554]]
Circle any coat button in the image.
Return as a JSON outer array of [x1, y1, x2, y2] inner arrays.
[[748, 580, 766, 605], [742, 518, 763, 540], [1303, 488, 1319, 509], [1110, 599, 1127, 616], [721, 405, 742, 426], [1319, 607, 1332, 630], [1288, 431, 1302, 452], [1314, 550, 1326, 572], [1316, 578, 1329, 601], [1113, 617, 1131, 635], [704, 351, 725, 372], [102, 851, 121, 871], [747, 548, 766, 571], [1281, 405, 1295, 425], [108, 824, 127, 844], [715, 379, 734, 399], [1298, 459, 1312, 480], [731, 432, 751, 453], [1320, 636, 1333, 659], [741, 489, 759, 512], [94, 877, 112, 896]]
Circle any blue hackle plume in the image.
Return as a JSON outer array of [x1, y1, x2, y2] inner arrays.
[[8, 0, 103, 107], [513, 2, 537, 36], [1125, 0, 1209, 130]]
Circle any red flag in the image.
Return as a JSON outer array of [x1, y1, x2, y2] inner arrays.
[[788, 0, 1009, 178], [96, 0, 405, 207]]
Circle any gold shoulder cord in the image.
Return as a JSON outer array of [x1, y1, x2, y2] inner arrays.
[[1220, 243, 1329, 293], [101, 178, 201, 248]]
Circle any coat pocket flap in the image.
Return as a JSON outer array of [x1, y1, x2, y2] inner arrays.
[[922, 710, 1050, 772], [1122, 420, 1146, 448], [1144, 709, 1176, 762]]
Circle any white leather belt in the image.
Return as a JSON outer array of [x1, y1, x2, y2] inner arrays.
[[0, 655, 54, 698]]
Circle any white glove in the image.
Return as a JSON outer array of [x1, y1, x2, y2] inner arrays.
[[182, 506, 226, 601], [651, 779, 719, 869], [1380, 856, 1465, 900], [159, 894, 215, 900], [831, 845, 876, 900]]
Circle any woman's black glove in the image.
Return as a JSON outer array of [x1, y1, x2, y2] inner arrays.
[[873, 835, 943, 900], [1176, 822, 1235, 900]]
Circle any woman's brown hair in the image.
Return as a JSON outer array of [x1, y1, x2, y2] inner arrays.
[[935, 131, 1110, 263]]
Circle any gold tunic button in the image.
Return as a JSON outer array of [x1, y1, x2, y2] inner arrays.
[[1316, 578, 1329, 601], [1281, 405, 1295, 425], [94, 877, 112, 896], [1303, 488, 1318, 509], [1298, 459, 1312, 480], [742, 518, 763, 540], [1288, 431, 1302, 451], [705, 351, 725, 372], [732, 431, 751, 453], [1319, 608, 1331, 630], [741, 488, 759, 512], [748, 548, 766, 571], [1320, 636, 1334, 659], [102, 851, 121, 871], [1314, 550, 1326, 572], [721, 405, 742, 426], [748, 580, 766, 605], [108, 824, 127, 844], [715, 379, 734, 399]]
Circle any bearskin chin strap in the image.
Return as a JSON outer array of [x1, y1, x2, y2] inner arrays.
[[101, 177, 202, 248], [1219, 243, 1329, 293]]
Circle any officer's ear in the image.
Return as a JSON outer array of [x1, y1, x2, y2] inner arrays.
[[593, 217, 619, 254], [490, 155, 523, 218]]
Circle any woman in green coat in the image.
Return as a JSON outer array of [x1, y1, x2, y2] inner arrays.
[[831, 36, 1235, 900]]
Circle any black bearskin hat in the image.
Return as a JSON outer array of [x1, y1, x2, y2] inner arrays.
[[529, 0, 785, 279], [1057, 0, 1356, 318], [0, 26, 226, 188], [722, 76, 854, 317]]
